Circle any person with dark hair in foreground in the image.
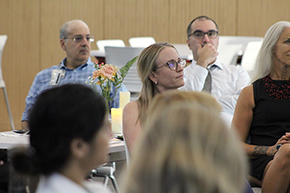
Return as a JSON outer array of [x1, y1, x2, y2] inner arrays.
[[11, 84, 112, 193], [0, 150, 8, 193]]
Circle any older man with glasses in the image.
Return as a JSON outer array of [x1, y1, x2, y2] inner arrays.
[[181, 16, 250, 127], [21, 19, 128, 131]]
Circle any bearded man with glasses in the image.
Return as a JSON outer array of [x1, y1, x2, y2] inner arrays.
[[181, 16, 250, 128], [21, 20, 128, 131]]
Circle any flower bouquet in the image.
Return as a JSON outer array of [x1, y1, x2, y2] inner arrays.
[[87, 56, 138, 112]]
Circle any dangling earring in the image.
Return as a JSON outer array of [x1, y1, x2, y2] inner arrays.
[[155, 81, 158, 85]]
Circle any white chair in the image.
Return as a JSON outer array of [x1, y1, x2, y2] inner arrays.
[[128, 37, 155, 48], [219, 36, 263, 56], [252, 187, 261, 193], [218, 44, 243, 65], [123, 137, 130, 167], [241, 41, 263, 78], [90, 162, 119, 193], [105, 46, 144, 97], [96, 39, 125, 51], [0, 35, 15, 131], [172, 44, 193, 61]]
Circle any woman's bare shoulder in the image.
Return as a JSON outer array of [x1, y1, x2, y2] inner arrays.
[[243, 84, 253, 92], [123, 101, 139, 114], [240, 84, 254, 97], [238, 84, 254, 108]]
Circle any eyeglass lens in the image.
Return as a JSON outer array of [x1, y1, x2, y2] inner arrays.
[[73, 35, 94, 42], [193, 30, 218, 39], [167, 59, 186, 70]]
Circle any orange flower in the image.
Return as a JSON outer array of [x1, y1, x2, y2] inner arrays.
[[92, 70, 101, 79], [87, 56, 138, 111], [102, 64, 118, 79]]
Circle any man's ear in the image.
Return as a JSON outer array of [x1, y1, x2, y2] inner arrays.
[[187, 39, 194, 52], [60, 39, 67, 51], [70, 138, 89, 159]]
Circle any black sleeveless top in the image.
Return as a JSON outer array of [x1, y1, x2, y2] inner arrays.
[[250, 75, 290, 146], [249, 75, 290, 180]]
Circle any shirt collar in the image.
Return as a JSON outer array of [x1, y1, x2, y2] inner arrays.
[[38, 172, 89, 193], [208, 59, 223, 70], [60, 57, 91, 70], [192, 58, 223, 70]]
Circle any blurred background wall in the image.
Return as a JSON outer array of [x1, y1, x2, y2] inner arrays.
[[0, 0, 289, 131]]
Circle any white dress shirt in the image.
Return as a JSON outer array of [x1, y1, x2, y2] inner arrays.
[[180, 59, 250, 127], [36, 173, 112, 193]]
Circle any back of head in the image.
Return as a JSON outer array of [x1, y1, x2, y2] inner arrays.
[[136, 42, 176, 124], [146, 90, 222, 116], [122, 91, 247, 193], [252, 21, 290, 82], [12, 84, 106, 175]]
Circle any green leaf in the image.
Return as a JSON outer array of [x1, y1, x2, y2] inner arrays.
[[89, 56, 139, 111], [119, 56, 138, 79]]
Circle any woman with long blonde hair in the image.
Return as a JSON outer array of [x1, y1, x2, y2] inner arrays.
[[123, 42, 185, 154]]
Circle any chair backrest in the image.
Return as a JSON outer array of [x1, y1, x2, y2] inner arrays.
[[172, 44, 193, 60], [218, 44, 243, 65], [241, 41, 263, 77], [128, 37, 155, 48], [123, 137, 130, 167], [0, 35, 8, 86], [96, 39, 125, 51], [219, 36, 263, 55], [105, 46, 144, 93]]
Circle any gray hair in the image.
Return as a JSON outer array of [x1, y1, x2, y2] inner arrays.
[[251, 21, 290, 83], [59, 19, 87, 39]]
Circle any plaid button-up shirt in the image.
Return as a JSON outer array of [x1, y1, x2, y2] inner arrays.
[[22, 57, 128, 121]]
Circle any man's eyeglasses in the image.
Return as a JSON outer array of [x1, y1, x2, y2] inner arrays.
[[155, 58, 187, 71], [63, 35, 94, 43], [188, 30, 219, 39]]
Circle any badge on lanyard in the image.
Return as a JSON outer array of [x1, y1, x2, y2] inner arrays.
[[49, 69, 66, 85]]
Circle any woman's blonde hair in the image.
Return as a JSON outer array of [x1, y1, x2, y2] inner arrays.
[[122, 91, 248, 193], [136, 42, 176, 125], [251, 21, 290, 83]]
